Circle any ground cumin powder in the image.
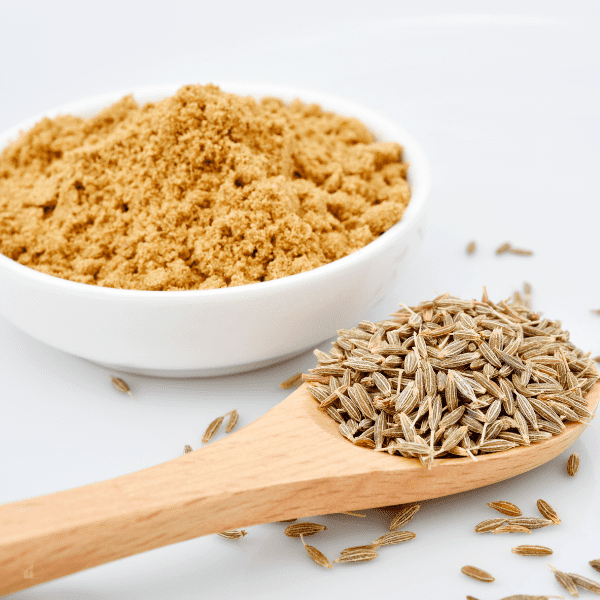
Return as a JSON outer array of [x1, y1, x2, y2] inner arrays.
[[0, 85, 411, 290]]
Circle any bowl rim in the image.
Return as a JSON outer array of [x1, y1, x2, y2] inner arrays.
[[0, 82, 431, 300]]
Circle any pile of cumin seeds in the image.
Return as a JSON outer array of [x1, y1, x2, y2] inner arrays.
[[304, 291, 598, 468]]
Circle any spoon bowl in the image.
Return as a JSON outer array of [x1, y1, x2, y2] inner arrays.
[[1, 380, 598, 596]]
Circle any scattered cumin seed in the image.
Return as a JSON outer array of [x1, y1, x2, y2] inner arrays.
[[278, 518, 297, 523], [202, 415, 224, 443], [509, 247, 534, 256], [217, 530, 247, 539], [280, 372, 303, 389], [461, 565, 495, 582], [338, 544, 376, 553], [537, 499, 561, 525], [507, 518, 553, 530], [183, 444, 193, 454], [590, 559, 600, 573], [591, 309, 600, 316], [110, 376, 135, 399], [466, 241, 476, 255], [487, 501, 522, 517], [475, 518, 508, 533], [333, 546, 378, 564], [225, 409, 239, 433], [567, 453, 580, 476], [496, 242, 512, 254], [568, 572, 600, 594], [500, 596, 564, 600], [593, 356, 600, 363], [372, 530, 415, 548], [466, 596, 480, 600], [493, 524, 532, 534], [284, 522, 327, 537], [300, 534, 332, 569], [389, 504, 421, 531], [512, 545, 553, 556], [548, 564, 578, 597]]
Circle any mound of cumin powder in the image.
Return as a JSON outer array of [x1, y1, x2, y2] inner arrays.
[[0, 84, 411, 290]]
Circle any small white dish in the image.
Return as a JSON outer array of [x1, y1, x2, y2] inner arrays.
[[0, 83, 431, 377]]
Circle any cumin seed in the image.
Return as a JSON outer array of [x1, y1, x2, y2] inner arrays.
[[217, 530, 247, 539], [111, 376, 135, 398], [202, 415, 224, 444], [461, 565, 495, 582], [567, 453, 580, 476], [493, 524, 532, 534], [487, 501, 522, 517], [547, 564, 578, 597], [509, 247, 534, 256], [475, 518, 508, 533], [568, 572, 600, 594], [333, 546, 378, 564], [389, 504, 421, 531], [300, 535, 332, 569], [511, 545, 553, 556], [280, 372, 303, 389], [536, 499, 561, 525], [284, 522, 327, 537], [372, 530, 416, 548], [225, 409, 239, 433]]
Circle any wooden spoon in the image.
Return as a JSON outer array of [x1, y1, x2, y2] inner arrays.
[[1, 381, 598, 596]]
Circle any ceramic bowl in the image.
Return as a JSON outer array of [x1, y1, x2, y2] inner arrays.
[[0, 83, 431, 377]]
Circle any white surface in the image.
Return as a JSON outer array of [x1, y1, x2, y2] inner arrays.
[[1, 2, 600, 599], [0, 83, 430, 376]]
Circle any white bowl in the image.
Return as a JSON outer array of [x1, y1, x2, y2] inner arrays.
[[0, 83, 431, 377]]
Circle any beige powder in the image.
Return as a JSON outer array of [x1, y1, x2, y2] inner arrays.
[[0, 84, 410, 290]]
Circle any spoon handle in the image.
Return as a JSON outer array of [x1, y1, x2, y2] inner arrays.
[[0, 389, 315, 596]]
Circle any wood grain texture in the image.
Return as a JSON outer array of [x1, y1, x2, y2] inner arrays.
[[1, 380, 598, 596]]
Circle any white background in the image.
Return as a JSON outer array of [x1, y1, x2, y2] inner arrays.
[[1, 1, 600, 598]]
